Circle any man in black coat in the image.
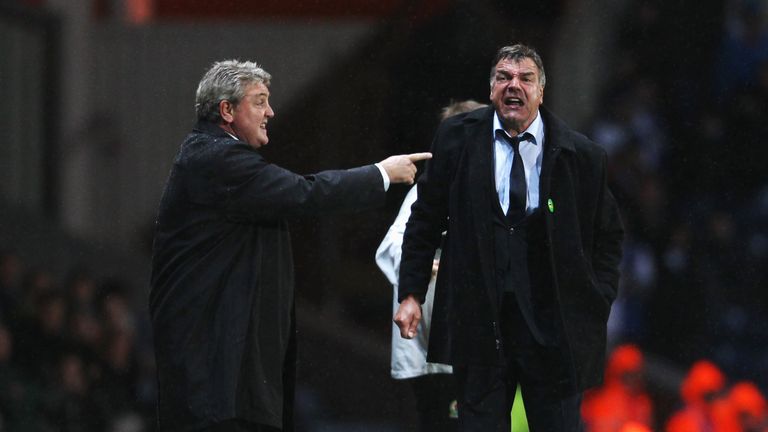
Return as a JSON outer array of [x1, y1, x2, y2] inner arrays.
[[150, 60, 430, 432], [394, 44, 624, 430]]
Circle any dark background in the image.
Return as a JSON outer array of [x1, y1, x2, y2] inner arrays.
[[1, 0, 767, 430]]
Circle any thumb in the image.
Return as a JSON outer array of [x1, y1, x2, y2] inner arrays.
[[407, 152, 432, 162], [406, 311, 421, 339]]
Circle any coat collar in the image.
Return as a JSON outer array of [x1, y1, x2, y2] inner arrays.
[[459, 105, 575, 153], [538, 106, 576, 153], [193, 120, 233, 139]]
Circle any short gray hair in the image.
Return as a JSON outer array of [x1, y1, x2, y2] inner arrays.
[[195, 60, 272, 122], [489, 44, 546, 88]]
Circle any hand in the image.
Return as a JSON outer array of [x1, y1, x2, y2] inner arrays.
[[379, 153, 432, 185], [393, 295, 422, 339]]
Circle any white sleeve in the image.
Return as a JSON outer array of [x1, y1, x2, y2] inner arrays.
[[374, 162, 391, 191], [375, 186, 418, 286]]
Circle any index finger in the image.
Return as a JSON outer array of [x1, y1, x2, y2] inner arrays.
[[407, 152, 432, 162]]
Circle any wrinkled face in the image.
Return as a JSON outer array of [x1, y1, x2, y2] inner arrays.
[[225, 82, 274, 148], [489, 57, 544, 136]]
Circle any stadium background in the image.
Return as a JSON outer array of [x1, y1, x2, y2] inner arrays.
[[1, 0, 766, 430]]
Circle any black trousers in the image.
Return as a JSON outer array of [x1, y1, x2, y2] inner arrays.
[[408, 373, 458, 432], [454, 295, 583, 432]]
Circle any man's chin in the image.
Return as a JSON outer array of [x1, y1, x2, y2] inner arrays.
[[500, 116, 525, 133]]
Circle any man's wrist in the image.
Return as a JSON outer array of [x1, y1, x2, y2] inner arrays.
[[399, 293, 424, 304], [374, 163, 390, 191]]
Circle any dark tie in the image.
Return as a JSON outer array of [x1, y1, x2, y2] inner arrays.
[[504, 132, 531, 223]]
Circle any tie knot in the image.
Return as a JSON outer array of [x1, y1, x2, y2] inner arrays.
[[501, 131, 532, 149]]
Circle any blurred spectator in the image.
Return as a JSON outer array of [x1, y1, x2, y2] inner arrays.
[[582, 344, 654, 432], [16, 268, 56, 323], [665, 360, 728, 432], [716, 0, 768, 97], [0, 256, 153, 430], [42, 352, 106, 431], [724, 57, 768, 194], [728, 381, 768, 431], [98, 280, 136, 336], [648, 223, 704, 364], [609, 234, 658, 345], [0, 323, 44, 431], [65, 267, 100, 318], [619, 422, 652, 432], [93, 328, 144, 431], [0, 251, 23, 324], [16, 291, 70, 383]]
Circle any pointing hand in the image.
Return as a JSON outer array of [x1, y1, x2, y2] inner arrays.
[[379, 153, 432, 185]]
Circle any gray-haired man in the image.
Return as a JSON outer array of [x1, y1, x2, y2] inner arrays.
[[150, 60, 429, 431]]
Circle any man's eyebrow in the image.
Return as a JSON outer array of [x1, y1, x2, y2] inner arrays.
[[495, 70, 536, 77]]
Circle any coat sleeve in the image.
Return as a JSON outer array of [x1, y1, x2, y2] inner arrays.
[[213, 141, 385, 219], [398, 123, 455, 303], [591, 152, 624, 302]]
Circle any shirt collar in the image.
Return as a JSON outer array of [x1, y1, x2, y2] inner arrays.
[[493, 109, 544, 145]]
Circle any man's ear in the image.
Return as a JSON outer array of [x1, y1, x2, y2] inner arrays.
[[219, 100, 235, 123]]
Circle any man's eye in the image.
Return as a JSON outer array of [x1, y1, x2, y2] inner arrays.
[[496, 76, 507, 82]]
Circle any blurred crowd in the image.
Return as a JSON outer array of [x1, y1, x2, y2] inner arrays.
[[593, 0, 768, 391], [0, 251, 155, 432], [584, 344, 768, 432]]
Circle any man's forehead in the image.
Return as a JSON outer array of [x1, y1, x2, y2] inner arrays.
[[245, 82, 270, 96], [495, 57, 538, 73]]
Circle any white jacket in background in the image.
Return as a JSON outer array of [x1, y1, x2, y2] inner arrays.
[[375, 186, 452, 379]]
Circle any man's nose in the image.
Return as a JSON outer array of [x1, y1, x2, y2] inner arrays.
[[507, 77, 522, 90]]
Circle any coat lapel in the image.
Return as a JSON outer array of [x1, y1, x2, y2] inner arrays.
[[465, 108, 500, 313], [539, 106, 575, 210]]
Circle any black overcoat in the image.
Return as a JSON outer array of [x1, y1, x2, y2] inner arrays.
[[399, 106, 624, 392], [149, 121, 385, 431]]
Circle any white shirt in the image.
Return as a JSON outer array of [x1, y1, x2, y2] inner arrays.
[[493, 111, 545, 214]]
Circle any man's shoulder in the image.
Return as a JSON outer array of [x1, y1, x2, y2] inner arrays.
[[179, 122, 259, 167], [433, 106, 493, 148], [542, 108, 605, 159], [185, 121, 237, 147]]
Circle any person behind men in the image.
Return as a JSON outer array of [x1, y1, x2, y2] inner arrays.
[[394, 43, 624, 431], [149, 60, 430, 432], [376, 100, 487, 432]]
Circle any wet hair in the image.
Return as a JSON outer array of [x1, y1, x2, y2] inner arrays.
[[195, 60, 272, 123]]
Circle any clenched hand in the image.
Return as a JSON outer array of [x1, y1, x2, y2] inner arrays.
[[393, 294, 422, 339]]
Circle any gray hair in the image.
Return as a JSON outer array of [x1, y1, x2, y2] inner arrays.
[[489, 44, 546, 89], [195, 60, 272, 122]]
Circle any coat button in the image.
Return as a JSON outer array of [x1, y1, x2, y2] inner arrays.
[[509, 227, 515, 234]]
